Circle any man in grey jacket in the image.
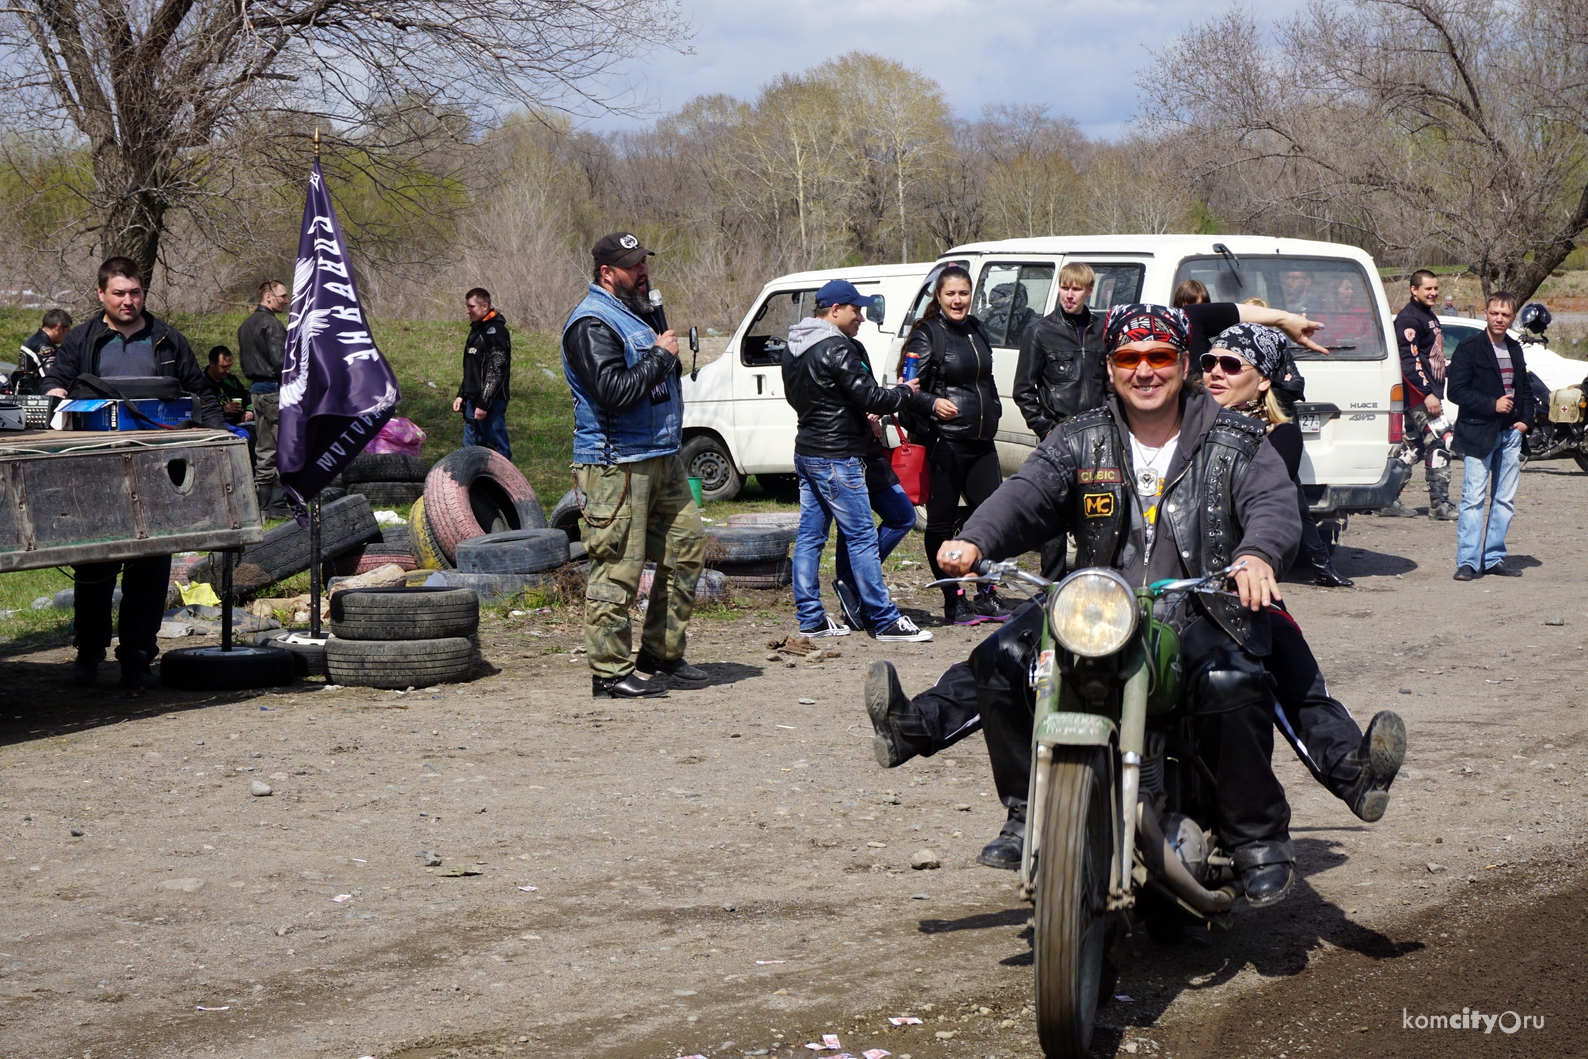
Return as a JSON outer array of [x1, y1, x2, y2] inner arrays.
[[865, 304, 1307, 908], [237, 280, 289, 518]]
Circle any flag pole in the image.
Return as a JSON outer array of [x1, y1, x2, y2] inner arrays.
[[307, 124, 324, 643]]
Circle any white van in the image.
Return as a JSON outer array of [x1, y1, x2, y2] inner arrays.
[[890, 236, 1409, 518], [680, 262, 933, 500]]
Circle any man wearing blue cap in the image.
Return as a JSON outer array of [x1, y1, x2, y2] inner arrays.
[[781, 279, 953, 642]]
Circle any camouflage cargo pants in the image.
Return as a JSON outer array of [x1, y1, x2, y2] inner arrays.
[[575, 454, 705, 679]]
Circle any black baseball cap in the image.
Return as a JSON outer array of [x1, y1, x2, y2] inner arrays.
[[592, 232, 653, 269]]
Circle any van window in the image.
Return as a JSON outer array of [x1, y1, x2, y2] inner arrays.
[[899, 260, 971, 335], [1441, 322, 1481, 362], [741, 289, 817, 366], [1172, 256, 1386, 360], [974, 262, 1055, 347], [1072, 263, 1144, 313]]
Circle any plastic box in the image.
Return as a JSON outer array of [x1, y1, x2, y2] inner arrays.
[[58, 397, 194, 431]]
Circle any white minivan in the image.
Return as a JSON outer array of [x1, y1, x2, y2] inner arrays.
[[680, 262, 933, 500], [681, 236, 1409, 519], [888, 235, 1409, 519]]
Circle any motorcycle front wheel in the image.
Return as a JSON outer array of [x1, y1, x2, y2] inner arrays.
[[1033, 745, 1112, 1059]]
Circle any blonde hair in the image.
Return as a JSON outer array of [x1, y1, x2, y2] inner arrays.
[[1243, 297, 1268, 308], [1264, 387, 1292, 424], [1058, 261, 1095, 290]]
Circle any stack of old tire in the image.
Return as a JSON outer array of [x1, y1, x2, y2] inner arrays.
[[406, 447, 578, 605], [324, 586, 479, 689], [703, 521, 794, 589], [341, 452, 430, 509]]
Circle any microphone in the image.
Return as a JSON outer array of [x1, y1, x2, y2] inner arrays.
[[648, 289, 668, 335]]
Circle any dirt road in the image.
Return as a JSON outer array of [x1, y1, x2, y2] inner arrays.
[[1, 459, 1585, 1059]]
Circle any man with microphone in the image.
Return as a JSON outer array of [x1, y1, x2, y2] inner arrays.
[[561, 232, 708, 698]]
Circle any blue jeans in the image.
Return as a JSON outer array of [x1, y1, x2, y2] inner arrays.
[[1455, 428, 1523, 571], [792, 454, 901, 632], [835, 479, 915, 586], [462, 397, 511, 459]]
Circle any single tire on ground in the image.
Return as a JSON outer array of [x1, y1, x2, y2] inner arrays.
[[704, 525, 792, 564], [680, 433, 743, 502], [333, 544, 418, 576], [377, 524, 412, 551], [325, 636, 474, 689], [714, 557, 793, 589], [349, 481, 426, 508], [161, 644, 299, 690], [548, 488, 583, 546], [455, 529, 570, 575], [1033, 744, 1112, 1059], [418, 569, 571, 606], [253, 629, 329, 678], [319, 486, 346, 502], [342, 453, 431, 484], [409, 496, 454, 571], [329, 586, 479, 641], [423, 447, 546, 562], [726, 511, 802, 531], [190, 494, 379, 592]]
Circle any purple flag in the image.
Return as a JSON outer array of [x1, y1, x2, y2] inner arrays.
[[278, 160, 401, 509]]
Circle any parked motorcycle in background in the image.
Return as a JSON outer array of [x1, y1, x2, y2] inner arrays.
[[1515, 303, 1588, 472]]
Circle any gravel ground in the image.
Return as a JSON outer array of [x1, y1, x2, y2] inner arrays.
[[1, 458, 1585, 1059]]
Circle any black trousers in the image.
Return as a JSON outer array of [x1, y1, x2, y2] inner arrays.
[[907, 602, 1363, 859], [923, 437, 1002, 602], [73, 555, 172, 664]]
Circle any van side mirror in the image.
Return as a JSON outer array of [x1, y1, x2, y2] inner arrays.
[[688, 325, 700, 381], [866, 296, 885, 325]]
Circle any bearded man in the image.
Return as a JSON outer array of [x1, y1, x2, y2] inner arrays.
[[560, 232, 708, 698]]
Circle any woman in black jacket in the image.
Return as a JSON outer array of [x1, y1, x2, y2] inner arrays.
[[898, 265, 1013, 625]]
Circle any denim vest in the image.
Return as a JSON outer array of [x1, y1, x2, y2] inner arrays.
[[562, 285, 681, 465]]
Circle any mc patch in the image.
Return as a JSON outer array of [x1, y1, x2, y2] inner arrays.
[[1082, 492, 1115, 518], [1079, 468, 1121, 484]]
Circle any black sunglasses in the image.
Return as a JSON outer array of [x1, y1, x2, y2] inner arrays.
[[1199, 353, 1249, 375]]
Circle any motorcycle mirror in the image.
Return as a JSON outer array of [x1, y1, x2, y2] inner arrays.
[[689, 326, 699, 353], [688, 326, 700, 381]]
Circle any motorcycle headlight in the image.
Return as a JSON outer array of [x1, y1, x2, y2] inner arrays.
[[1048, 569, 1138, 658]]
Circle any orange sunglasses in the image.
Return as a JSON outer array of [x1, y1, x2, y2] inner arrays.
[[1109, 344, 1182, 370]]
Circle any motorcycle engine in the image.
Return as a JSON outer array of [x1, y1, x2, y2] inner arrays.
[[1159, 812, 1209, 882]]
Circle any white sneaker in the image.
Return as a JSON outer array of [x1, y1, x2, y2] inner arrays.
[[874, 615, 932, 643], [801, 616, 851, 638]]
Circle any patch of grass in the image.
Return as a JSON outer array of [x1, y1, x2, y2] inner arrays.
[[0, 566, 75, 651]]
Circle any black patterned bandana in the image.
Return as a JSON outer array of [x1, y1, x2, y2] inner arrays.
[[1210, 322, 1286, 380], [1104, 303, 1190, 352]]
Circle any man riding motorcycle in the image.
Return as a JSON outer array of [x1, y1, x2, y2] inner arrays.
[[867, 304, 1306, 906]]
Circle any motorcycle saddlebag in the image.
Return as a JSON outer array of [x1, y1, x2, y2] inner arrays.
[[1547, 386, 1583, 424]]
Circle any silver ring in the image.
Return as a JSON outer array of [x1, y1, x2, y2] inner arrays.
[[947, 550, 963, 560]]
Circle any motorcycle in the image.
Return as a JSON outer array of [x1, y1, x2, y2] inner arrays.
[[1515, 303, 1588, 472], [932, 558, 1256, 1059]]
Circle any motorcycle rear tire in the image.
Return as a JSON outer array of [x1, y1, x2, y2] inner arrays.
[[1033, 745, 1112, 1059], [1574, 452, 1588, 474]]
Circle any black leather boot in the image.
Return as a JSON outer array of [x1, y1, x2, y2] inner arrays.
[[977, 810, 1026, 870], [592, 673, 667, 698], [635, 648, 709, 686], [1338, 710, 1406, 822], [1309, 554, 1354, 587]]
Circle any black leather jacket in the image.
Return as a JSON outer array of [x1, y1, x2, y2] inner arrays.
[[1012, 305, 1108, 439], [237, 305, 287, 383], [45, 314, 224, 428], [561, 316, 676, 412], [781, 323, 933, 459], [958, 390, 1299, 649], [905, 315, 1001, 443]]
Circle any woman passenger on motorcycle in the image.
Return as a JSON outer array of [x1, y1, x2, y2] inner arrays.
[[1201, 323, 1407, 822], [898, 265, 1013, 626]]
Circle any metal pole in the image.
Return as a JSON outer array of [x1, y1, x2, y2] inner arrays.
[[221, 548, 234, 652], [309, 496, 322, 638]]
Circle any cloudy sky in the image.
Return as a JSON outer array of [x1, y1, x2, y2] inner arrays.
[[585, 0, 1304, 140]]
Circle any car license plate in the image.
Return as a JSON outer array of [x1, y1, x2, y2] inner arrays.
[[1299, 413, 1322, 433]]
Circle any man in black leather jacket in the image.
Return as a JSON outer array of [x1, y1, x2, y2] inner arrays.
[[865, 304, 1309, 908], [237, 279, 290, 517], [782, 279, 943, 642], [44, 256, 223, 691]]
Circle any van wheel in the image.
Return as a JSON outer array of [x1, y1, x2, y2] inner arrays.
[[681, 435, 743, 501]]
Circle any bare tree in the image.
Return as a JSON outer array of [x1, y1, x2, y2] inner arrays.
[[1144, 0, 1588, 302], [0, 0, 686, 283]]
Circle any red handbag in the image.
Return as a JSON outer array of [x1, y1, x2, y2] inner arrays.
[[888, 417, 931, 505]]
